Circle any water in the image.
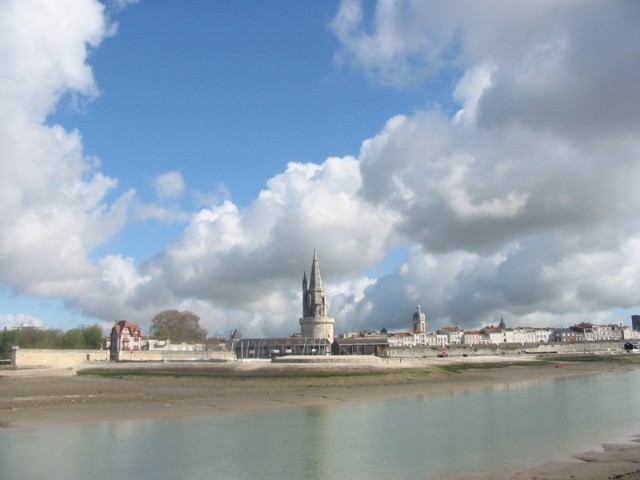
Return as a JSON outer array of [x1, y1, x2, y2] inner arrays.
[[1, 370, 639, 479]]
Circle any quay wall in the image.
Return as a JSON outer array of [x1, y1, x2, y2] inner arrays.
[[388, 341, 625, 359], [10, 348, 234, 368], [116, 350, 235, 362], [273, 354, 382, 364], [12, 348, 109, 368]]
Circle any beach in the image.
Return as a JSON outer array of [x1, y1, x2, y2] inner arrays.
[[2, 354, 640, 479]]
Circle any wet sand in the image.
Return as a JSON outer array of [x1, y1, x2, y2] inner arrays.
[[2, 354, 640, 479]]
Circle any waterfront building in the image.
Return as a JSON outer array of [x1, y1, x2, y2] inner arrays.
[[623, 326, 640, 340], [299, 247, 335, 342], [552, 328, 584, 343], [387, 332, 415, 347], [109, 320, 142, 360], [510, 328, 538, 344], [333, 337, 389, 357], [481, 326, 505, 344], [412, 331, 428, 346], [432, 333, 448, 347], [570, 323, 624, 342], [141, 338, 205, 351], [462, 331, 490, 346], [532, 328, 553, 343], [387, 331, 447, 348], [235, 337, 332, 359], [437, 326, 464, 344]]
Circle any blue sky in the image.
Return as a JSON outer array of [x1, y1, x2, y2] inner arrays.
[[52, 1, 451, 261], [2, 0, 640, 337]]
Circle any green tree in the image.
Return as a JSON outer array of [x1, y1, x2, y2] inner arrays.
[[62, 328, 86, 349], [82, 325, 103, 349], [62, 325, 103, 349], [0, 325, 103, 357], [0, 329, 18, 359], [150, 310, 207, 342], [0, 327, 64, 358]]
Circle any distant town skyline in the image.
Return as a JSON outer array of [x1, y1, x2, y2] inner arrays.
[[1, 1, 640, 337]]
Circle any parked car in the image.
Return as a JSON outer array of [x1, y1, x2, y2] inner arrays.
[[437, 351, 449, 358]]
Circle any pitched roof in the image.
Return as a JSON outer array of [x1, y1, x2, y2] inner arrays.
[[111, 320, 142, 336], [309, 246, 323, 291]]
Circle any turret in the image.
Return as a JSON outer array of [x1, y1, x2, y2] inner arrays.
[[302, 272, 308, 316], [413, 305, 427, 332]]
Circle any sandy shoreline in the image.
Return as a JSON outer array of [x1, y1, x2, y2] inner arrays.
[[2, 354, 640, 479]]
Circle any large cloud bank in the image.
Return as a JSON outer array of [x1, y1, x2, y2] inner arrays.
[[2, 0, 640, 335]]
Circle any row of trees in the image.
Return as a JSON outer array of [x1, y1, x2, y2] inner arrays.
[[0, 325, 103, 359]]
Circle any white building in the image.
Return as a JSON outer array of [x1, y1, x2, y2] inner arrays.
[[437, 327, 463, 344], [387, 332, 415, 347], [462, 331, 489, 346]]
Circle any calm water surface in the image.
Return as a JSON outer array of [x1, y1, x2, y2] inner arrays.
[[1, 369, 639, 480]]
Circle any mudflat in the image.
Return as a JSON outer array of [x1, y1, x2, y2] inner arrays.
[[2, 354, 640, 479]]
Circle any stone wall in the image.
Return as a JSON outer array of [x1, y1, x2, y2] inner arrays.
[[11, 348, 234, 367], [389, 341, 625, 359], [12, 348, 109, 368], [116, 350, 235, 362]]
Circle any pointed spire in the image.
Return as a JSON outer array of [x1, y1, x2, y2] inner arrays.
[[309, 245, 323, 291]]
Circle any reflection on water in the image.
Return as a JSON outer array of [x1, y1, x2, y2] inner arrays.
[[1, 370, 639, 480]]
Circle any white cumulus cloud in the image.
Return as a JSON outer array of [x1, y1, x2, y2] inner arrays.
[[0, 0, 135, 297], [155, 170, 185, 200]]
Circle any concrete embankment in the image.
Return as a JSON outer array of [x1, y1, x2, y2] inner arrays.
[[388, 341, 624, 358], [272, 354, 382, 364]]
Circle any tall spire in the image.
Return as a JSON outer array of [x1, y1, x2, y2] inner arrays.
[[309, 245, 323, 291], [300, 246, 334, 342]]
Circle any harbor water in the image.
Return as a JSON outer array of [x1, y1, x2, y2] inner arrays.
[[1, 369, 639, 479]]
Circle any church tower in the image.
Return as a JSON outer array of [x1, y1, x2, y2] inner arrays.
[[413, 305, 427, 332], [299, 247, 335, 342]]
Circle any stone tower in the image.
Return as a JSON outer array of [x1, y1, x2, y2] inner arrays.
[[413, 305, 427, 332], [299, 247, 335, 342]]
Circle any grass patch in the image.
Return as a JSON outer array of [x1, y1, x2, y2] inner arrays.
[[438, 361, 549, 374], [546, 354, 639, 364], [76, 367, 421, 381]]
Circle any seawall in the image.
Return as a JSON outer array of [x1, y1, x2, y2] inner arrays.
[[116, 350, 235, 362], [11, 348, 109, 368], [388, 341, 624, 358], [10, 348, 235, 368]]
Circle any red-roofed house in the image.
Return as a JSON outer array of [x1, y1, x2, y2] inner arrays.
[[110, 320, 142, 360]]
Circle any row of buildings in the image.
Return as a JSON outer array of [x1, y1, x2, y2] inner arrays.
[[107, 249, 640, 360], [384, 315, 639, 349]]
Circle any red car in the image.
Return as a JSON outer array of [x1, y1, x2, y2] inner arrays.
[[437, 351, 449, 358]]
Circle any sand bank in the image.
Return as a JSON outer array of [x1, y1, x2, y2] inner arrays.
[[509, 438, 640, 480]]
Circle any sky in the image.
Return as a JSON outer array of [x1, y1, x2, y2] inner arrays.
[[1, 0, 640, 337]]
